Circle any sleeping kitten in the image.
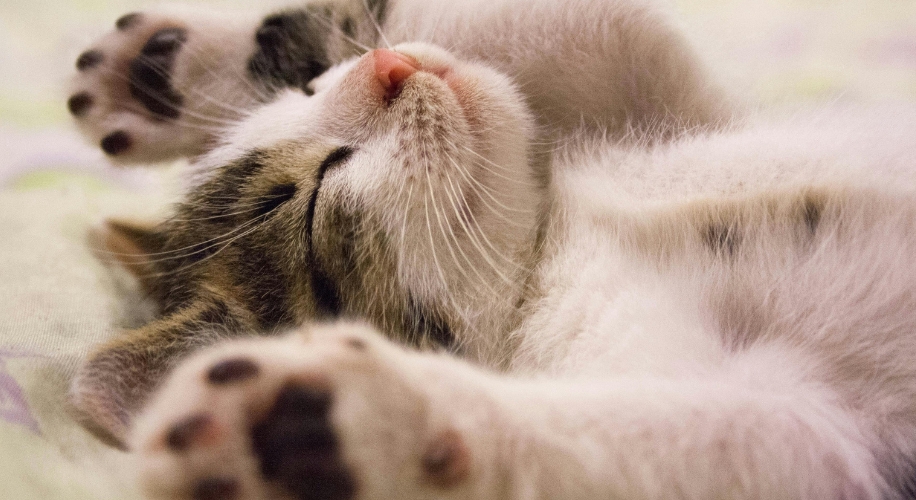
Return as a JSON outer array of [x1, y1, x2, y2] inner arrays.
[[128, 43, 916, 499], [68, 0, 730, 444], [68, 1, 916, 499]]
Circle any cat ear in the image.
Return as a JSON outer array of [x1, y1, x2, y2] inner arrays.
[[91, 218, 167, 293]]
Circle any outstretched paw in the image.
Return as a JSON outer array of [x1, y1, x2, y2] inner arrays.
[[68, 9, 263, 164], [131, 323, 488, 500]]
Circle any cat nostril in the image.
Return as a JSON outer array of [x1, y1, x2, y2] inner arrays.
[[373, 49, 419, 100]]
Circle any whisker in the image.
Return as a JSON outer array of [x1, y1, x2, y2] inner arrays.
[[97, 62, 247, 127], [445, 154, 536, 277], [438, 167, 515, 292], [307, 10, 374, 54], [441, 164, 525, 283], [96, 212, 268, 263], [444, 151, 535, 224], [140, 216, 270, 278], [361, 0, 391, 49]]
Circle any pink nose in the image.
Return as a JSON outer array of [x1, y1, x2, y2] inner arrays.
[[374, 49, 420, 96]]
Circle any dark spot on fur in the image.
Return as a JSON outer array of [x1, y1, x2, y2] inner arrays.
[[76, 50, 103, 71], [802, 197, 822, 236], [68, 92, 93, 117], [115, 12, 142, 31], [345, 337, 367, 351], [235, 247, 296, 327], [405, 296, 456, 349], [193, 477, 239, 500], [223, 151, 268, 185], [255, 183, 298, 219], [310, 266, 342, 318], [207, 358, 260, 385], [101, 131, 132, 155], [248, 8, 335, 93], [197, 300, 232, 326], [704, 223, 740, 257], [166, 414, 212, 451], [251, 384, 356, 500], [881, 454, 916, 500], [129, 28, 186, 120], [341, 17, 355, 38]]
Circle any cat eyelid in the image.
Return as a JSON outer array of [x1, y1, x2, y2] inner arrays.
[[304, 146, 355, 249], [319, 146, 355, 173]]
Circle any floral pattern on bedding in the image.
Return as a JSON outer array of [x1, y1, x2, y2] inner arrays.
[[0, 350, 41, 435]]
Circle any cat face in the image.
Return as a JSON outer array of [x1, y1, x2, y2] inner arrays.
[[126, 43, 541, 361]]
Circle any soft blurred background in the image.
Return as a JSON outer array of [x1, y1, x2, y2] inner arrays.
[[0, 0, 914, 498]]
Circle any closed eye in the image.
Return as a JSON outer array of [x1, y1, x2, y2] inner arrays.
[[319, 146, 355, 172]]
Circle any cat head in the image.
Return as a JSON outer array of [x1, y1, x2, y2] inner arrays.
[[108, 43, 542, 363]]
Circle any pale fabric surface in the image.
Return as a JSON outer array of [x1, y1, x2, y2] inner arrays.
[[0, 0, 914, 498]]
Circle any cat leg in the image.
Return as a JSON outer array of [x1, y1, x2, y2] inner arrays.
[[131, 323, 889, 500], [131, 322, 507, 500], [68, 2, 383, 164], [68, 7, 269, 164], [70, 296, 257, 448]]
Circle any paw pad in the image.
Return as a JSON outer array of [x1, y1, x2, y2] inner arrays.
[[100, 131, 132, 156], [67, 92, 94, 117], [192, 477, 239, 500], [344, 337, 367, 351], [128, 27, 187, 120], [422, 430, 471, 488], [252, 384, 356, 500], [115, 12, 143, 31], [75, 50, 104, 71], [166, 413, 218, 451], [207, 358, 260, 385]]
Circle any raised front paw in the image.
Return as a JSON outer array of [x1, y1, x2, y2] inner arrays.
[[68, 9, 264, 164], [131, 323, 492, 500]]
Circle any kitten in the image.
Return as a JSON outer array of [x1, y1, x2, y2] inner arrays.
[[129, 43, 916, 499], [68, 1, 916, 498], [68, 0, 730, 444]]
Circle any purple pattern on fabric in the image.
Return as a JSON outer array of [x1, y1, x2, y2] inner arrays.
[[0, 349, 41, 435]]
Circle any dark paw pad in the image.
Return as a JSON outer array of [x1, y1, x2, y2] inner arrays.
[[129, 28, 187, 120], [100, 130, 133, 156], [167, 414, 216, 451], [247, 9, 333, 93], [207, 358, 260, 385], [68, 92, 94, 117], [193, 477, 239, 500], [116, 12, 143, 31], [251, 384, 356, 500], [76, 50, 104, 71]]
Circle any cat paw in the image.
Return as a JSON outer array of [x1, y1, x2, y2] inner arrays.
[[131, 323, 486, 500], [68, 9, 263, 164]]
